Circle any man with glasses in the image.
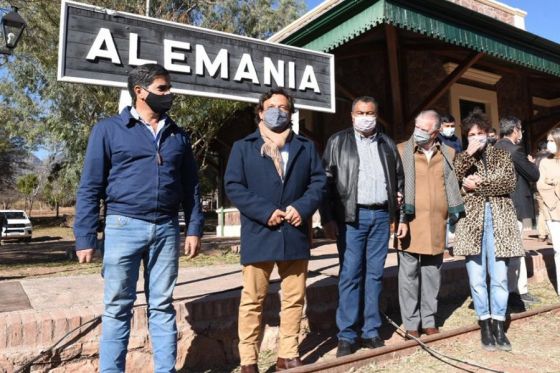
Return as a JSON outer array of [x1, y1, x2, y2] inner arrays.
[[495, 116, 540, 309], [74, 63, 204, 372], [321, 96, 406, 357]]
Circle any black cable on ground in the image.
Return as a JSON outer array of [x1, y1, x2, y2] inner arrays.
[[13, 263, 508, 372], [382, 312, 504, 373]]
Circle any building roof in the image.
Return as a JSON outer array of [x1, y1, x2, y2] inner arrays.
[[269, 0, 560, 77]]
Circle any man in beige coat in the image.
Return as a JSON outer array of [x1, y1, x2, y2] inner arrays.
[[397, 110, 464, 338]]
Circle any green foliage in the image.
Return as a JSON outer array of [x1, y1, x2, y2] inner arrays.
[[0, 0, 305, 199]]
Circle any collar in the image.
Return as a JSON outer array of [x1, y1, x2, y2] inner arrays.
[[414, 140, 440, 153], [129, 106, 168, 127], [354, 129, 377, 142]]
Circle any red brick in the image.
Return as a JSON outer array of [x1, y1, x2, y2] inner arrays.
[[6, 313, 23, 347], [49, 310, 69, 343], [21, 313, 39, 347], [0, 316, 7, 350], [39, 314, 54, 345]]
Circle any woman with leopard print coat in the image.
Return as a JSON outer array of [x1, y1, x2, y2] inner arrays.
[[453, 109, 524, 353]]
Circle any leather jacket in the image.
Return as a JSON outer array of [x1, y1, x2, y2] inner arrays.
[[320, 128, 405, 224]]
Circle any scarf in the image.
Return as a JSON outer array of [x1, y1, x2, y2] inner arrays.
[[258, 122, 292, 181], [402, 136, 464, 217]]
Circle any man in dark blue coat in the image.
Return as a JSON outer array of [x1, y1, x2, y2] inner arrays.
[[224, 88, 326, 373]]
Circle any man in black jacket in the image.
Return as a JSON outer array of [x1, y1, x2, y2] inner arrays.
[[495, 116, 540, 307], [320, 96, 407, 357]]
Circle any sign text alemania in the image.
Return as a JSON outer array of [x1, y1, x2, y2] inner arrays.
[[58, 0, 335, 112]]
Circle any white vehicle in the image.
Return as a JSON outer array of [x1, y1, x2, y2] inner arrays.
[[0, 210, 33, 242]]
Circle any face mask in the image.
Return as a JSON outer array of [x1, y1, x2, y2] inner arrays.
[[441, 127, 455, 138], [469, 135, 488, 146], [263, 108, 291, 132], [547, 141, 558, 154], [487, 137, 497, 145], [144, 90, 174, 114], [353, 116, 376, 133], [413, 128, 432, 146]]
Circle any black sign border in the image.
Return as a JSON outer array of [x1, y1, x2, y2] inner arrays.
[[57, 0, 335, 113]]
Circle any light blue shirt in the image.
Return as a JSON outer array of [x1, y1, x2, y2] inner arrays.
[[130, 107, 168, 145], [280, 141, 290, 176], [354, 131, 388, 205]]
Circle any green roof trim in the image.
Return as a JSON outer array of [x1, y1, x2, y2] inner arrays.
[[281, 0, 560, 77]]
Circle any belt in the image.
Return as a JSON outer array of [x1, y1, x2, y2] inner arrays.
[[357, 202, 388, 210]]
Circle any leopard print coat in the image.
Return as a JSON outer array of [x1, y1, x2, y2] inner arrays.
[[453, 145, 524, 258]]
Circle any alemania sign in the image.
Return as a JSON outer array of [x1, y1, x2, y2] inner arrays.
[[57, 0, 335, 112]]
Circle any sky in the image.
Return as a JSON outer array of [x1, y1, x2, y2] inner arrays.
[[304, 0, 560, 44]]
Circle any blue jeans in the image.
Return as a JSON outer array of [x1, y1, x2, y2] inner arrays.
[[100, 215, 180, 373], [336, 208, 390, 343], [465, 203, 508, 321]]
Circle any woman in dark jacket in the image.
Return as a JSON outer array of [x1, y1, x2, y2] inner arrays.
[[453, 109, 524, 352]]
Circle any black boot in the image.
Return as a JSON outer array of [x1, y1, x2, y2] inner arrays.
[[479, 319, 496, 351], [492, 319, 512, 351]]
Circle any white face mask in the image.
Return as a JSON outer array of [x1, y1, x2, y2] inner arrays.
[[547, 141, 558, 154], [469, 135, 488, 146], [353, 116, 376, 133], [441, 127, 455, 138]]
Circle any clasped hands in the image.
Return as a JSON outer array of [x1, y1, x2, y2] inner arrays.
[[267, 205, 302, 227], [463, 174, 482, 192]]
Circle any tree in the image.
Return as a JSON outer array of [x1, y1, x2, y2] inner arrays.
[[0, 0, 306, 196], [16, 173, 39, 214]]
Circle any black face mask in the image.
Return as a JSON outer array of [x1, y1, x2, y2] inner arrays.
[[488, 137, 497, 145], [144, 89, 174, 114]]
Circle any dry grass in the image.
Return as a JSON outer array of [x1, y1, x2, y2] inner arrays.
[[357, 281, 560, 373]]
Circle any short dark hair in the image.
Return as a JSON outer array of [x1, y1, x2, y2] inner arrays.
[[254, 88, 295, 123], [461, 108, 491, 136], [499, 115, 521, 137], [351, 96, 378, 112], [128, 63, 170, 105], [441, 114, 455, 124], [488, 127, 497, 135]]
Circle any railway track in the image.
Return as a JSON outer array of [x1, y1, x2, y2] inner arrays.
[[285, 304, 560, 373]]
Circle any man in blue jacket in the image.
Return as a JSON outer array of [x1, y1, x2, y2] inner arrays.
[[74, 63, 204, 373], [224, 88, 326, 372]]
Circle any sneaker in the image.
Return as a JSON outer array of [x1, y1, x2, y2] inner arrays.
[[520, 293, 540, 304]]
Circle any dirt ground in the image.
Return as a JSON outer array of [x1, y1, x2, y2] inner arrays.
[[0, 223, 239, 281], [219, 280, 560, 373]]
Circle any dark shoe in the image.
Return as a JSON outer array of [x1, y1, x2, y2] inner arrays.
[[240, 364, 259, 373], [492, 320, 512, 351], [275, 357, 303, 371], [404, 330, 420, 340], [361, 336, 385, 349], [336, 340, 356, 357], [520, 293, 540, 305], [422, 327, 440, 336], [479, 319, 496, 352]]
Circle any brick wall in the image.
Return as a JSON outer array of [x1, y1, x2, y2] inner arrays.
[[1, 250, 555, 372], [447, 0, 515, 25]]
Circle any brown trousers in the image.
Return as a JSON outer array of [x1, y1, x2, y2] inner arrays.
[[238, 260, 308, 365]]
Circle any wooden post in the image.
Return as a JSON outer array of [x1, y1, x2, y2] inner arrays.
[[385, 24, 404, 140], [406, 51, 484, 125]]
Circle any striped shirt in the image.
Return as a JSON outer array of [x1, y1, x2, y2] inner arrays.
[[355, 131, 388, 205]]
